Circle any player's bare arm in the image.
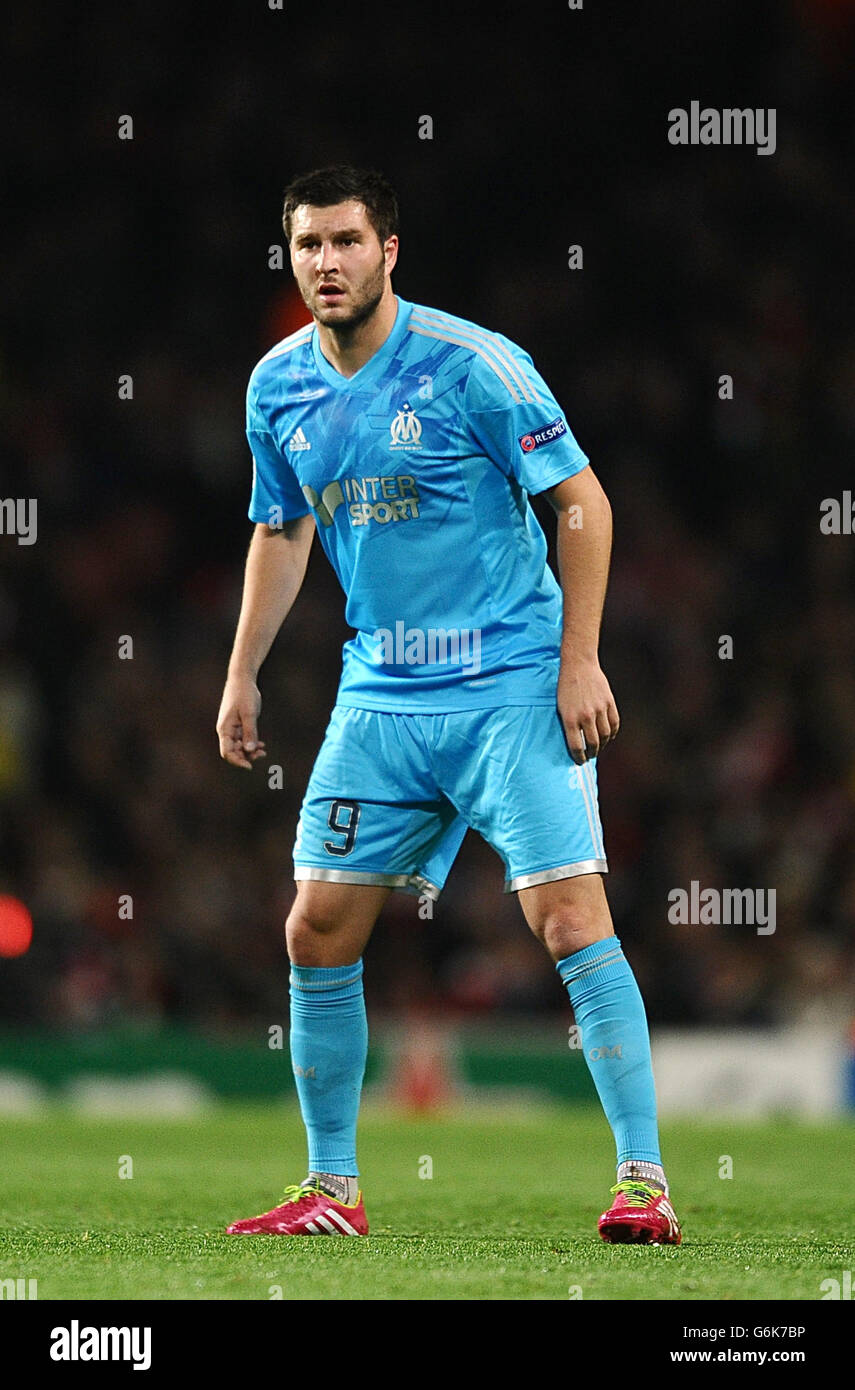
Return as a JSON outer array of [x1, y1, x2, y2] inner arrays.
[[216, 515, 315, 769], [547, 467, 620, 765]]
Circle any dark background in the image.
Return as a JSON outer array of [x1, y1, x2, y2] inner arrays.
[[1, 0, 853, 1033]]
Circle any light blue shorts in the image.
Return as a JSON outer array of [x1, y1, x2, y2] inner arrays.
[[293, 704, 607, 900]]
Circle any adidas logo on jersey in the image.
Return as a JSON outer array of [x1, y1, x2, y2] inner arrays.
[[289, 427, 312, 452]]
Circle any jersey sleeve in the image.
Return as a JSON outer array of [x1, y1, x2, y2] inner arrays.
[[246, 374, 311, 525], [463, 336, 589, 495]]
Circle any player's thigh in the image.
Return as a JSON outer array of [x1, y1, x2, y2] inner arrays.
[[294, 705, 459, 894], [438, 704, 608, 894], [286, 878, 391, 967]]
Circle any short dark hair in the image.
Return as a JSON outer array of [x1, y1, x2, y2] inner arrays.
[[282, 164, 399, 246]]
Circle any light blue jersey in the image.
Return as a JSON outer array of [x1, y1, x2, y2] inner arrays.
[[247, 296, 588, 711]]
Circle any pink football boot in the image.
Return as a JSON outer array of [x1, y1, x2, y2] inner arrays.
[[226, 1182, 368, 1236], [598, 1180, 682, 1244]]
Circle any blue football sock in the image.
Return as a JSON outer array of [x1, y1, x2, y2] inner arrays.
[[289, 960, 367, 1176], [557, 936, 662, 1168]]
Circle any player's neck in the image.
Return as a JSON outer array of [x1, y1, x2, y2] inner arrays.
[[315, 288, 399, 379]]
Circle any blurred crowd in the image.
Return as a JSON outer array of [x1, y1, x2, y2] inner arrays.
[[1, 0, 853, 1032]]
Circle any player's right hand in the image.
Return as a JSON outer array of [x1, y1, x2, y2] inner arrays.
[[216, 675, 267, 770]]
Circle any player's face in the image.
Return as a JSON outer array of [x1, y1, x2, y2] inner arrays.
[[289, 201, 393, 328]]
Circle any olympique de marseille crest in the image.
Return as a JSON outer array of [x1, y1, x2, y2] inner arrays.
[[389, 402, 423, 450]]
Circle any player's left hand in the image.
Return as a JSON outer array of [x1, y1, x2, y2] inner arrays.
[[557, 659, 620, 764]]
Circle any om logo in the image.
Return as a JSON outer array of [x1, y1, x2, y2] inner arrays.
[[389, 401, 423, 449]]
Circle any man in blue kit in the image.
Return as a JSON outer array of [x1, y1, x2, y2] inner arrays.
[[217, 165, 681, 1244]]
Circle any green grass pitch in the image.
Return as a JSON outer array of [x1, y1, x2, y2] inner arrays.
[[1, 1104, 852, 1300]]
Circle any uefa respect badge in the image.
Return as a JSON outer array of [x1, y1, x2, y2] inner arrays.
[[518, 416, 567, 453]]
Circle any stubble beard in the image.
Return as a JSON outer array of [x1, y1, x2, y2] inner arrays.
[[305, 251, 388, 337]]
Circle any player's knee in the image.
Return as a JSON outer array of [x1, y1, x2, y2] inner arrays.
[[285, 906, 336, 954], [524, 876, 613, 956], [530, 908, 594, 954]]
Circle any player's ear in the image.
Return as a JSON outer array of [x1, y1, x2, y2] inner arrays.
[[384, 235, 399, 273]]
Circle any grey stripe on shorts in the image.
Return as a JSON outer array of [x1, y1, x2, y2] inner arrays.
[[504, 858, 609, 893], [294, 866, 442, 901]]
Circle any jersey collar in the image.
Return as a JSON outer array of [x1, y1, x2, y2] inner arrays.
[[311, 295, 412, 390]]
